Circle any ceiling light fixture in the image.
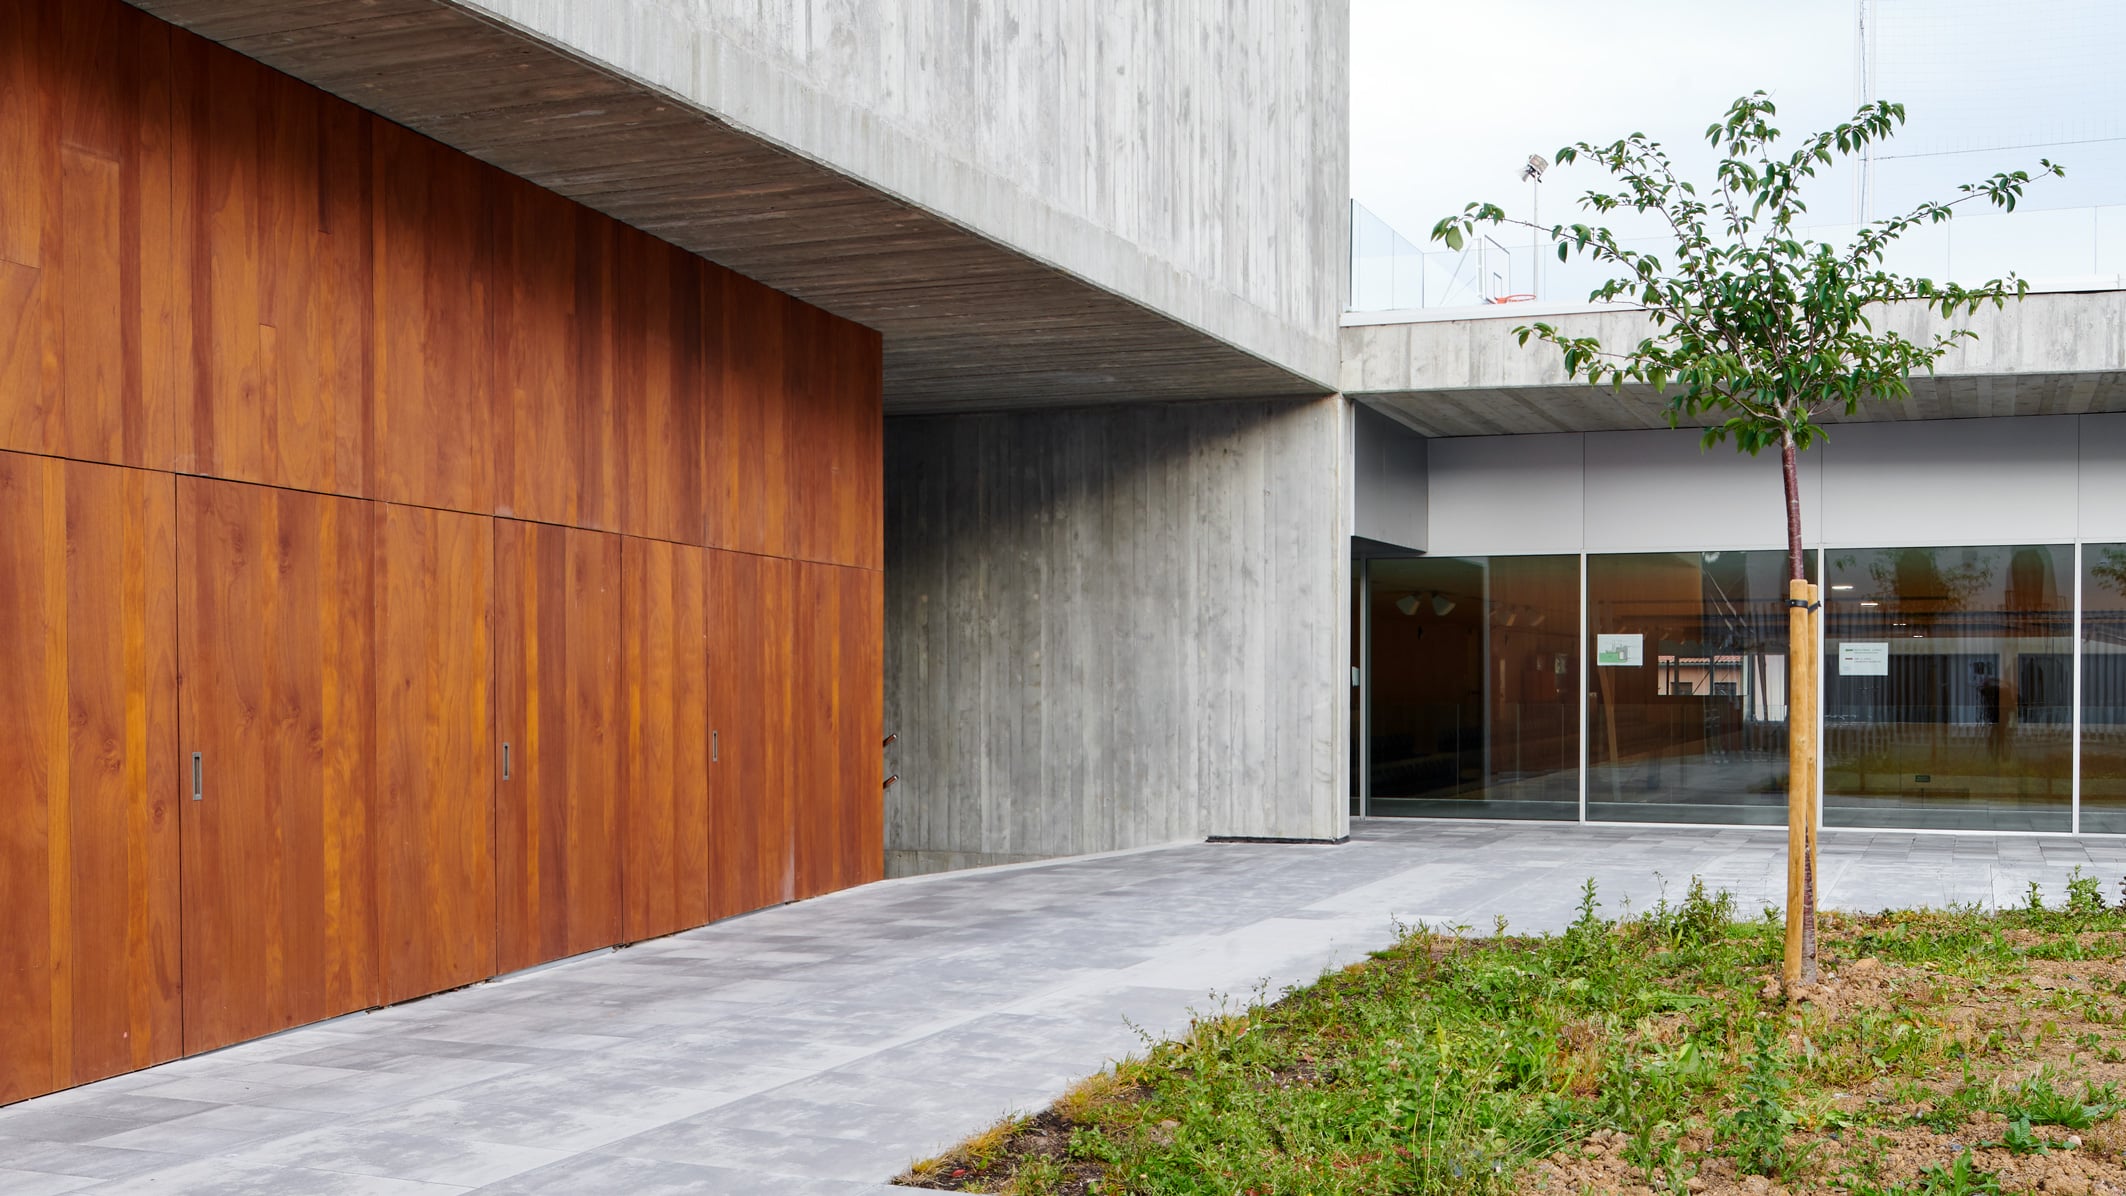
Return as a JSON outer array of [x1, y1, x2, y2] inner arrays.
[[1396, 594, 1419, 617]]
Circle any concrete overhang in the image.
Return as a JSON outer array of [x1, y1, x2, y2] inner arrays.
[[122, 0, 1338, 413], [1342, 289, 2126, 437]]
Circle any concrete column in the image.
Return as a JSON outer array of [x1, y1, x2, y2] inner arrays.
[[883, 396, 1352, 876]]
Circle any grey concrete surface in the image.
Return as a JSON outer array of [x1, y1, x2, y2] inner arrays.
[[883, 397, 1353, 876], [1419, 411, 2126, 558], [119, 0, 1345, 411], [1343, 290, 2126, 435], [9, 819, 2126, 1194]]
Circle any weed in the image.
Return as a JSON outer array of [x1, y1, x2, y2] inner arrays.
[[2066, 867, 2109, 918], [1993, 1068, 2122, 1129], [1850, 1152, 2005, 1195], [1718, 1020, 1802, 1177]]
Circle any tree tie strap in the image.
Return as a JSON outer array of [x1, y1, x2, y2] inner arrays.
[[1785, 598, 1822, 612]]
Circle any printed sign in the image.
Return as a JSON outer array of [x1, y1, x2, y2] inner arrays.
[[1595, 633, 1643, 667], [1839, 641, 1889, 677]]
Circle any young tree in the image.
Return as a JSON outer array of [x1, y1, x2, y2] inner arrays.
[[1432, 93, 2060, 989]]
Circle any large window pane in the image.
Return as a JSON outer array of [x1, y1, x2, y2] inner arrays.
[[1366, 555, 1579, 819], [1587, 550, 1806, 825], [2084, 545, 2126, 833], [1824, 545, 2071, 831]]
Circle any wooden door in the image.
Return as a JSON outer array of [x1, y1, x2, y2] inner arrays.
[[841, 566, 886, 889], [494, 519, 623, 972], [707, 549, 794, 919], [791, 562, 884, 899], [0, 454, 179, 1105], [375, 503, 494, 1004], [178, 477, 377, 1055], [621, 536, 710, 941]]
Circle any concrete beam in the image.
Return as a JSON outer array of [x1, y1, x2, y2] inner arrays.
[[122, 0, 1345, 413], [1343, 290, 2126, 436]]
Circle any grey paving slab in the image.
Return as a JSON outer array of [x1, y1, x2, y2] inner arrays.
[[9, 819, 2126, 1193]]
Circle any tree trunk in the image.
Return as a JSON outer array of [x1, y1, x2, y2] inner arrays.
[[1781, 433, 1820, 990]]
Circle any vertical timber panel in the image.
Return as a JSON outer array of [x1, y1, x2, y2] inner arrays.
[[375, 503, 494, 1005], [712, 275, 788, 558], [172, 35, 369, 494], [620, 234, 714, 547], [178, 476, 378, 1055], [621, 536, 710, 941], [790, 560, 844, 900], [495, 520, 624, 971], [493, 176, 619, 531], [372, 117, 491, 515], [708, 549, 794, 918], [0, 454, 179, 1105], [0, 1, 176, 471], [843, 565, 885, 888]]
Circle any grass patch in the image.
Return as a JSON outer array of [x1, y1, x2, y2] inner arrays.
[[899, 874, 2126, 1194]]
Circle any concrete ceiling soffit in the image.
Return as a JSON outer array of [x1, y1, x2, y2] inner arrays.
[[119, 0, 1331, 413]]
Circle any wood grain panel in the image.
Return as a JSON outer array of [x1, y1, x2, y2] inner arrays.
[[494, 174, 620, 530], [620, 234, 715, 546], [708, 549, 795, 919], [841, 565, 885, 888], [172, 34, 370, 494], [371, 116, 491, 514], [495, 519, 624, 972], [0, 453, 179, 1106], [621, 536, 710, 941], [178, 476, 378, 1055], [375, 503, 494, 1005], [711, 275, 789, 558], [0, 0, 175, 470], [791, 560, 847, 900], [786, 305, 885, 571]]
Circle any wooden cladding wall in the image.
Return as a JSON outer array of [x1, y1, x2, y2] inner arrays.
[[0, 0, 884, 570], [0, 0, 884, 1106]]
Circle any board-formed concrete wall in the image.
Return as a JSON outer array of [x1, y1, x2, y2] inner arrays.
[[883, 398, 1353, 876], [453, 0, 1348, 391]]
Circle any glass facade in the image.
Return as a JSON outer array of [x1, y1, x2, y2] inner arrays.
[[1356, 542, 2121, 833], [1587, 551, 1808, 825], [1823, 546, 2072, 832], [1363, 555, 1579, 819], [2085, 545, 2126, 833]]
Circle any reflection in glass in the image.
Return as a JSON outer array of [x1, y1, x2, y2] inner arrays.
[[2084, 545, 2126, 832], [1365, 555, 1579, 819], [1824, 545, 2071, 831], [1587, 551, 1806, 824]]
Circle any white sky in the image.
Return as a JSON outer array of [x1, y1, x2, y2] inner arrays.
[[1350, 0, 2126, 290]]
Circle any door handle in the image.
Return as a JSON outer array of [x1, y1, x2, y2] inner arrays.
[[501, 742, 511, 781], [192, 752, 203, 801], [712, 730, 719, 763]]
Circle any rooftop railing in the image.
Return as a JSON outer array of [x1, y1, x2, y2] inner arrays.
[[1349, 198, 2126, 315]]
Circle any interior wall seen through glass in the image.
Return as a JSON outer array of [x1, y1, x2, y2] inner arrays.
[[2084, 545, 2126, 833], [1824, 544, 2072, 832], [1365, 555, 1579, 820], [1586, 550, 1807, 825]]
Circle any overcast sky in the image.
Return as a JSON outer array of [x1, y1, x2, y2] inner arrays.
[[1350, 0, 2126, 293]]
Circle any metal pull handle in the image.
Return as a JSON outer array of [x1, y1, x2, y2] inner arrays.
[[882, 732, 897, 748], [192, 752, 203, 801], [501, 742, 511, 781], [882, 774, 898, 792], [712, 730, 719, 763]]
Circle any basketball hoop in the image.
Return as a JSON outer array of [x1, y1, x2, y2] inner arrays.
[[1489, 293, 1537, 304]]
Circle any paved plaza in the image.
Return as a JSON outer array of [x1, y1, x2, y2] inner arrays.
[[6, 819, 2126, 1194]]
